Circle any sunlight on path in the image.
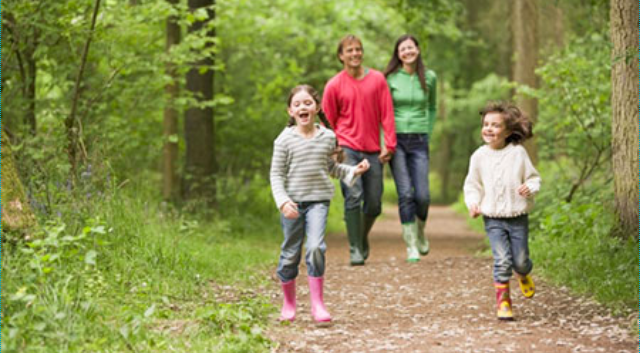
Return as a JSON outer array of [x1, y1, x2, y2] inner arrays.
[[266, 206, 635, 353]]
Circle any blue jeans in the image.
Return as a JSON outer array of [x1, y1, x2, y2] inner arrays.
[[483, 215, 533, 283], [390, 134, 431, 223], [339, 147, 383, 217], [276, 201, 330, 282]]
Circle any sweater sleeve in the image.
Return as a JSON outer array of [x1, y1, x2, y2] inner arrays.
[[463, 152, 484, 210], [379, 79, 397, 153], [522, 148, 541, 195], [269, 139, 291, 210], [426, 70, 438, 136], [322, 83, 338, 130]]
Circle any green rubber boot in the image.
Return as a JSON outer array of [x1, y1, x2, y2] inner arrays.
[[402, 222, 420, 263], [362, 214, 376, 260], [416, 218, 430, 256], [344, 209, 365, 266]]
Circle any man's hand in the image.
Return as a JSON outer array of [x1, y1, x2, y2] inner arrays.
[[353, 159, 370, 176], [280, 201, 299, 219], [379, 146, 393, 164], [469, 204, 481, 218]]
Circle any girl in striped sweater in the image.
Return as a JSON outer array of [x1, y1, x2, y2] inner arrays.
[[270, 85, 370, 323]]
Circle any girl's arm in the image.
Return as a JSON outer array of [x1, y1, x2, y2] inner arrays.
[[519, 148, 541, 197], [463, 152, 484, 215], [328, 158, 370, 187], [269, 141, 292, 210]]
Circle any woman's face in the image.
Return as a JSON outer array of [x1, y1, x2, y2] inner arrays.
[[288, 90, 319, 129], [397, 39, 420, 67]]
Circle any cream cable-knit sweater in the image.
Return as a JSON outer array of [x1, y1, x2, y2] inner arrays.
[[463, 143, 541, 218]]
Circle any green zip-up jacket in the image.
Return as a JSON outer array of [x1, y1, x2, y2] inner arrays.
[[386, 68, 437, 135]]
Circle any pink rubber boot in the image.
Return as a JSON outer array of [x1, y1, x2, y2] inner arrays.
[[308, 276, 331, 322], [279, 279, 296, 322]]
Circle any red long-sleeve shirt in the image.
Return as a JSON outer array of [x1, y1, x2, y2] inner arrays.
[[322, 69, 396, 153]]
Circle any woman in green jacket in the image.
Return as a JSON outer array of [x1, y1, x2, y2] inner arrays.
[[383, 34, 437, 262]]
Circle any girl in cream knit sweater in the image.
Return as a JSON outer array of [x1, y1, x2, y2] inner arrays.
[[463, 101, 541, 321]]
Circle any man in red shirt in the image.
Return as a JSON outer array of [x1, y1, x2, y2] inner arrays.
[[322, 34, 397, 266]]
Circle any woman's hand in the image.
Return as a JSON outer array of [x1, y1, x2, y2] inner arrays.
[[353, 159, 370, 176], [280, 201, 299, 219], [469, 204, 481, 218], [518, 184, 532, 198]]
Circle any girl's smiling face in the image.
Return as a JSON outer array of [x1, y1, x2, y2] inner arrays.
[[287, 90, 319, 130], [482, 112, 510, 149]]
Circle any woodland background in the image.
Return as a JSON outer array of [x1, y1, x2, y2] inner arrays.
[[2, 0, 638, 351]]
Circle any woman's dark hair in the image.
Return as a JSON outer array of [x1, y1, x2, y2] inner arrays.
[[286, 84, 344, 162], [479, 101, 533, 145], [383, 34, 428, 94]]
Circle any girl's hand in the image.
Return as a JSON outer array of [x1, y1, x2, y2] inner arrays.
[[469, 204, 481, 218], [518, 184, 532, 198], [280, 201, 299, 219], [353, 159, 370, 176]]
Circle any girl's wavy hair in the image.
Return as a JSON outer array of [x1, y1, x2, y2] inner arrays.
[[287, 84, 345, 162], [479, 101, 533, 145]]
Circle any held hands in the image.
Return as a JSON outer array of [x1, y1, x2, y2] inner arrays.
[[353, 159, 370, 176], [280, 201, 299, 219], [379, 146, 393, 164], [518, 184, 532, 198], [469, 204, 481, 218]]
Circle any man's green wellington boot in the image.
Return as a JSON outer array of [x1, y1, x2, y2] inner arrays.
[[402, 222, 420, 263], [344, 209, 365, 265], [362, 214, 376, 260], [416, 218, 430, 256]]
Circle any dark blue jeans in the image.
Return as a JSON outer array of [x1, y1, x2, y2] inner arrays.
[[277, 201, 330, 282], [339, 147, 383, 217], [483, 215, 533, 283], [390, 134, 431, 224]]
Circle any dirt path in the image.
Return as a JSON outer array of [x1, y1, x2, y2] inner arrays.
[[266, 206, 635, 353]]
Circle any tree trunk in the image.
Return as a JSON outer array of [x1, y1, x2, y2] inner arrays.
[[65, 0, 101, 179], [184, 0, 216, 204], [610, 0, 639, 238], [436, 78, 452, 202], [512, 0, 539, 164], [25, 33, 38, 135], [2, 131, 36, 238], [163, 0, 181, 202]]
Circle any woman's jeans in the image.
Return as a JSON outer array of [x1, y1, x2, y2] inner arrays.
[[276, 201, 330, 282], [340, 147, 383, 217], [483, 214, 533, 283], [390, 134, 431, 224]]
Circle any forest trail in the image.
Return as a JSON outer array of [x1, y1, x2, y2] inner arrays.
[[266, 206, 635, 353]]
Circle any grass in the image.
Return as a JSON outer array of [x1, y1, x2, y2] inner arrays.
[[3, 182, 282, 353]]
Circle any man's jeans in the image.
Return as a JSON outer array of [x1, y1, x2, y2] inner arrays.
[[340, 147, 383, 217], [390, 133, 431, 224], [483, 214, 533, 283], [277, 201, 329, 282]]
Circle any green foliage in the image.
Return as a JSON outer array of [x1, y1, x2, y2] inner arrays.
[[529, 182, 636, 315], [526, 34, 612, 202], [3, 182, 280, 352]]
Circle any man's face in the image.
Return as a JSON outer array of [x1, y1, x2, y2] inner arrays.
[[339, 40, 363, 70]]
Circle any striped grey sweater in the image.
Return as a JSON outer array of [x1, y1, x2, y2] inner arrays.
[[270, 125, 355, 209]]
